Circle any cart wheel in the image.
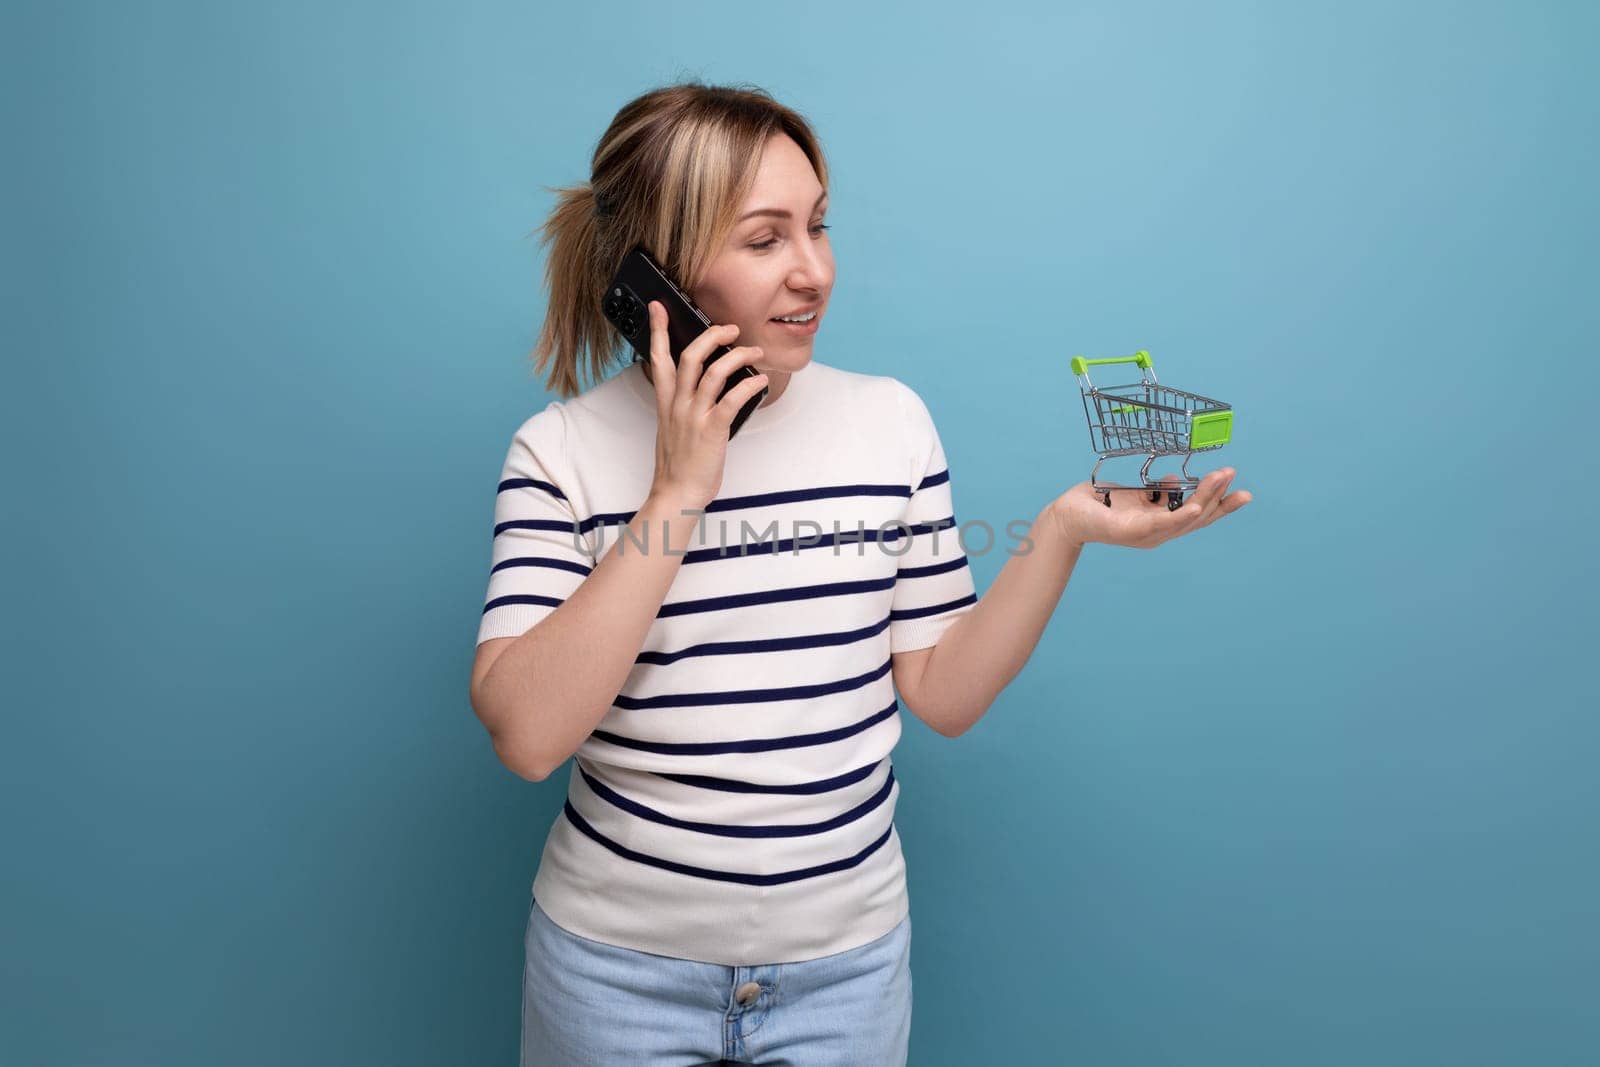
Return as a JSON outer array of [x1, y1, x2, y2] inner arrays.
[[1101, 489, 1112, 508], [1148, 489, 1161, 503], [1167, 491, 1185, 511]]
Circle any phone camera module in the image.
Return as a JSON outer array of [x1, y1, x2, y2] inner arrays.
[[603, 286, 645, 339]]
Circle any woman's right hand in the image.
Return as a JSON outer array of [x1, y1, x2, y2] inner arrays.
[[643, 300, 769, 510]]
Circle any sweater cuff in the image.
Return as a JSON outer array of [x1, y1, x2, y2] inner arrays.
[[888, 608, 969, 654]]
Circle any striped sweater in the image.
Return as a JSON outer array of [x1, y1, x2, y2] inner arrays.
[[476, 357, 977, 965]]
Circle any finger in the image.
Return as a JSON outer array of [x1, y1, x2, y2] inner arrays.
[[1212, 467, 1235, 501], [676, 322, 741, 418], [695, 345, 764, 416], [1208, 468, 1237, 516], [1215, 487, 1253, 518], [710, 369, 770, 425], [1190, 468, 1231, 510], [1178, 468, 1235, 527], [647, 302, 675, 413]]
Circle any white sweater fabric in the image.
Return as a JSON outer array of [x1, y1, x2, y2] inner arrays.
[[476, 357, 977, 965]]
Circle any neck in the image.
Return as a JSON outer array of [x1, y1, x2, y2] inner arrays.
[[758, 369, 790, 406]]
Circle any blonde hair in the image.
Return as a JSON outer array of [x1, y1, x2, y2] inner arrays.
[[528, 80, 830, 398]]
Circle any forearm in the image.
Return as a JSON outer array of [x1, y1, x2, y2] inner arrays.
[[476, 489, 703, 779], [914, 505, 1084, 737]]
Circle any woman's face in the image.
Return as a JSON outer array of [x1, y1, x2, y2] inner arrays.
[[689, 133, 834, 379]]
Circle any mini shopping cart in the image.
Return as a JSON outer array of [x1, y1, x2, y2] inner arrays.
[[1071, 350, 1234, 510]]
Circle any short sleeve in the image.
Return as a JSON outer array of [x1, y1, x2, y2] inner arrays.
[[888, 382, 978, 653], [476, 407, 597, 646]]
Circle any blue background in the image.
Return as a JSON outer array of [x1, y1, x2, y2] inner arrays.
[[7, 1, 1596, 1063]]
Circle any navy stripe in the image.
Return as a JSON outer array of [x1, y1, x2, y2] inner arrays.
[[483, 593, 564, 615], [489, 555, 593, 577], [487, 588, 973, 628], [703, 482, 911, 512], [557, 484, 954, 539], [901, 516, 957, 536], [492, 474, 951, 537], [562, 802, 895, 886], [577, 482, 916, 532], [670, 520, 955, 567], [553, 510, 928, 543], [498, 476, 569, 501], [591, 699, 899, 756], [613, 658, 890, 712], [637, 617, 890, 666], [493, 517, 584, 538], [577, 510, 641, 535], [578, 764, 895, 838], [653, 759, 883, 795], [499, 505, 953, 550], [657, 576, 893, 620], [888, 593, 978, 622], [896, 555, 969, 580]]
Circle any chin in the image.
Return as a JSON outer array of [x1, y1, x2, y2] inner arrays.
[[763, 351, 813, 374]]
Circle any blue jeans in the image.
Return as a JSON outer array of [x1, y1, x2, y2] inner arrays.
[[521, 894, 912, 1065]]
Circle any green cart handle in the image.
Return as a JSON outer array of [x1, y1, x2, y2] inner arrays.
[[1070, 350, 1153, 376]]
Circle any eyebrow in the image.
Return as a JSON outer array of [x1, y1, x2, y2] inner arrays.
[[737, 190, 828, 223]]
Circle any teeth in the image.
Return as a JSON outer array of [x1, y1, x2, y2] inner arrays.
[[774, 311, 816, 323]]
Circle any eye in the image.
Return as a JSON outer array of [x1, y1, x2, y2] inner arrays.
[[748, 223, 831, 252]]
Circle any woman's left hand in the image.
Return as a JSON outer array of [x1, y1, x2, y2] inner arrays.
[[1048, 467, 1252, 550]]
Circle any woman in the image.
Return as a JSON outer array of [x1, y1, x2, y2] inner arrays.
[[469, 81, 1251, 1066]]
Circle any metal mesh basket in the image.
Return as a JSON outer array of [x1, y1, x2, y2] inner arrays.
[[1071, 350, 1233, 509]]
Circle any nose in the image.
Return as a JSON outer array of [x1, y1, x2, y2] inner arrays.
[[787, 233, 832, 293]]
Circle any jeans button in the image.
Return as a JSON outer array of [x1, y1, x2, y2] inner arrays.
[[735, 981, 761, 1006]]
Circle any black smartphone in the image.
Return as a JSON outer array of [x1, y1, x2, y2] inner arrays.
[[601, 243, 768, 440]]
